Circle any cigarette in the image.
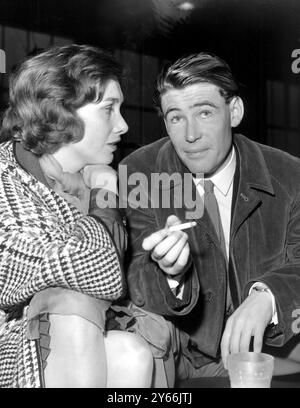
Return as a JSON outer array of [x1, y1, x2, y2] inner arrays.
[[168, 221, 197, 232]]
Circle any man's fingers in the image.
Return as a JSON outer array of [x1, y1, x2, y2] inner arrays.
[[228, 322, 242, 355], [253, 326, 264, 353], [221, 319, 233, 369], [142, 215, 183, 252], [142, 229, 169, 251], [165, 215, 182, 228], [176, 242, 190, 268], [158, 234, 188, 267], [239, 324, 254, 353], [152, 232, 185, 262]]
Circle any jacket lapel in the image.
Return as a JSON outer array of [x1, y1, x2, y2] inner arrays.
[[231, 134, 275, 238]]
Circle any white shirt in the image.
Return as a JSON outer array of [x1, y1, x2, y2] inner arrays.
[[167, 146, 277, 324]]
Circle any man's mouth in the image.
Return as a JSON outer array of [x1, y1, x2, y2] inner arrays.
[[185, 147, 209, 155]]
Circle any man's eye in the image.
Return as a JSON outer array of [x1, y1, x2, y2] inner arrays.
[[199, 110, 212, 118], [169, 115, 182, 124]]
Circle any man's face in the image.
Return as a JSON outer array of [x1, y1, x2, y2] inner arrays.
[[161, 82, 235, 176]]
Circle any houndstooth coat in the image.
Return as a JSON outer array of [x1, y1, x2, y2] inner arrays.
[[0, 141, 124, 388]]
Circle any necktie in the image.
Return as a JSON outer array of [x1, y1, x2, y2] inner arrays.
[[204, 179, 233, 315], [203, 179, 226, 258]]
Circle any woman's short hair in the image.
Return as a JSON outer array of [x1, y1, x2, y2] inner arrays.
[[154, 52, 239, 113], [0, 44, 123, 155]]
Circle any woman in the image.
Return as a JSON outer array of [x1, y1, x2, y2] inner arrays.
[[0, 44, 153, 388]]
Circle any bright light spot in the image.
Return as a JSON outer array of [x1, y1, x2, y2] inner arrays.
[[177, 1, 195, 11]]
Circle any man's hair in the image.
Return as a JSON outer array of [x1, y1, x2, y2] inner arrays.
[[154, 52, 239, 112], [0, 44, 123, 155]]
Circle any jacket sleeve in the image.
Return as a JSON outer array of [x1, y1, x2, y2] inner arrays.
[[89, 188, 128, 262], [0, 193, 125, 310], [123, 193, 200, 318], [245, 190, 300, 346]]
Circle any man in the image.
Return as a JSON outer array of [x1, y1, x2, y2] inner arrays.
[[120, 52, 300, 384]]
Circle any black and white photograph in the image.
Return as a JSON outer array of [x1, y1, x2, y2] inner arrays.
[[0, 0, 300, 395]]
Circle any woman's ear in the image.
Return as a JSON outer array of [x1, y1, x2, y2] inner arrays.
[[230, 96, 244, 128]]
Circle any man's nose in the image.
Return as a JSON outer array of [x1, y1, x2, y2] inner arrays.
[[185, 119, 200, 143]]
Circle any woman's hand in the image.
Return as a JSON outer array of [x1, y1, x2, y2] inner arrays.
[[82, 165, 118, 194]]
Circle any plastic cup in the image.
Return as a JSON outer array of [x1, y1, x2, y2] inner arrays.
[[227, 352, 274, 388]]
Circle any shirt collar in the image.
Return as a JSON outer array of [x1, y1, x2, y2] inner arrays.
[[194, 146, 236, 197]]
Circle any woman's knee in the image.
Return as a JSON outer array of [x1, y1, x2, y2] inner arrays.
[[105, 331, 153, 387], [106, 331, 153, 370], [123, 332, 152, 363], [49, 314, 103, 355]]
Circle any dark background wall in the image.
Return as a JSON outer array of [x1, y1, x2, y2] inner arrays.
[[0, 0, 299, 162]]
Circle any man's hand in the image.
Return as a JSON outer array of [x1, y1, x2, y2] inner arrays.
[[142, 215, 191, 277], [82, 164, 117, 194], [221, 290, 273, 369]]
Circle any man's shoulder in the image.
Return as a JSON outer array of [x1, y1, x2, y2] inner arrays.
[[120, 137, 169, 170], [254, 138, 300, 174], [237, 134, 300, 193], [237, 134, 300, 168]]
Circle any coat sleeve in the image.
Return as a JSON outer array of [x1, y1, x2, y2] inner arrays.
[[89, 188, 128, 262], [0, 185, 125, 310], [123, 185, 200, 318], [245, 190, 300, 346]]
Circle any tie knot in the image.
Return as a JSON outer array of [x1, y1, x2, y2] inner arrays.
[[204, 179, 214, 194]]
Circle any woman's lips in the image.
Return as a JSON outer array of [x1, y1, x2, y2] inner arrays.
[[107, 139, 121, 149]]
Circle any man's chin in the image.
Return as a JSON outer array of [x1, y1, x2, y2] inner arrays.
[[185, 163, 211, 176]]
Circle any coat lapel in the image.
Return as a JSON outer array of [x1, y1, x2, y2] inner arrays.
[[231, 134, 275, 238]]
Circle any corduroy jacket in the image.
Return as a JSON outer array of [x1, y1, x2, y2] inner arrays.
[[121, 133, 300, 368]]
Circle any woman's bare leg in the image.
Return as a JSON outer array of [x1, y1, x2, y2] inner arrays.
[[104, 331, 153, 388], [44, 314, 107, 388], [44, 315, 153, 388]]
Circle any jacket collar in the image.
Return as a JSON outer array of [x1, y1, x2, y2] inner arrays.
[[13, 142, 50, 188], [233, 134, 274, 196]]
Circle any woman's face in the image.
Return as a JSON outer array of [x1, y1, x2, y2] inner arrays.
[[56, 79, 128, 171]]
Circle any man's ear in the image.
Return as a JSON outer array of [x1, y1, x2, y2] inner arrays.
[[229, 96, 244, 128]]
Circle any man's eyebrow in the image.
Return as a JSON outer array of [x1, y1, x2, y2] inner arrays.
[[164, 107, 180, 118], [164, 101, 218, 118], [190, 101, 218, 109]]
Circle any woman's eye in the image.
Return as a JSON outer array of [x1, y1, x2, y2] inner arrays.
[[105, 106, 113, 114]]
